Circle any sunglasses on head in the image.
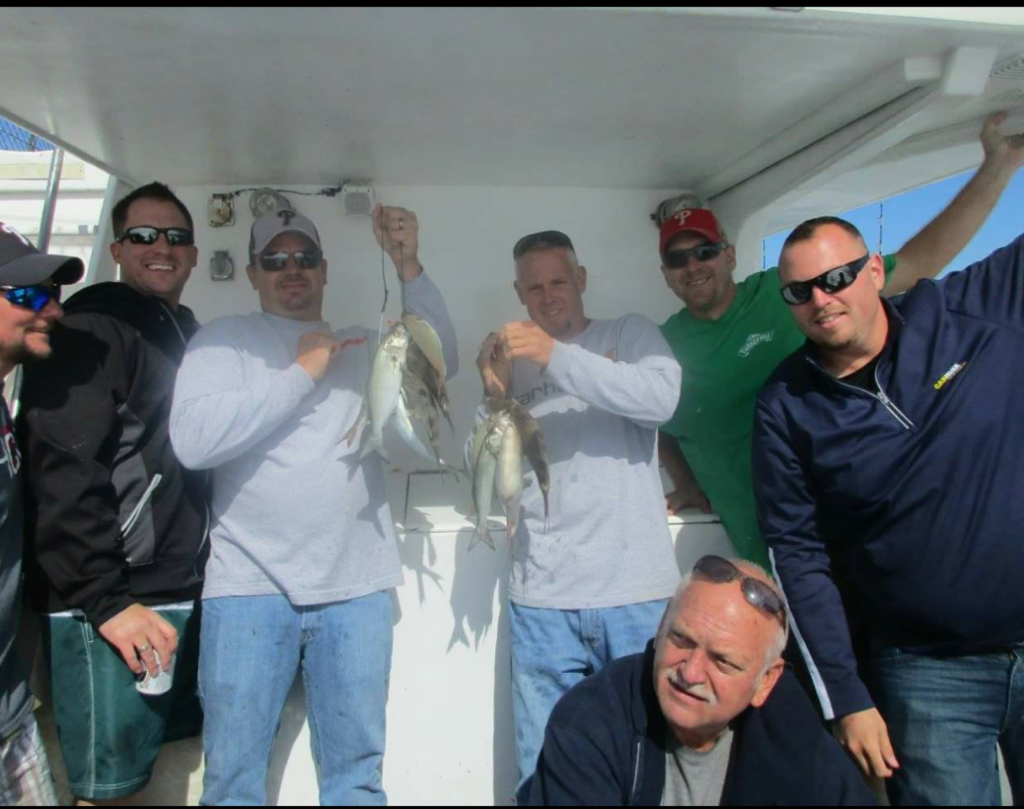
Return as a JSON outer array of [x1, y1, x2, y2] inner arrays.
[[117, 226, 195, 248], [780, 254, 870, 306], [257, 250, 323, 272], [1, 283, 62, 312], [693, 555, 787, 625], [662, 241, 726, 271]]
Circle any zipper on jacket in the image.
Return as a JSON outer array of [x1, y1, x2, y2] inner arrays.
[[157, 299, 188, 347], [119, 473, 163, 549], [808, 355, 916, 432], [630, 737, 642, 804]]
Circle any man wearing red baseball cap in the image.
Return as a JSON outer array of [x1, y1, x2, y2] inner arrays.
[[655, 113, 1023, 571]]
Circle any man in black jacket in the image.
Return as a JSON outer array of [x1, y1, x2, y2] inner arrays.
[[17, 182, 209, 802], [527, 556, 873, 806]]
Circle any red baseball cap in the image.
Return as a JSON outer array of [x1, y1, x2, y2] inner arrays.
[[658, 208, 723, 255]]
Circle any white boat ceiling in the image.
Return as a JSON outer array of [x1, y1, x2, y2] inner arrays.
[[1, 7, 1023, 227]]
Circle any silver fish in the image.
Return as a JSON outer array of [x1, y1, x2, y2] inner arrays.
[[402, 312, 447, 381], [494, 412, 523, 549], [350, 322, 410, 461], [393, 388, 440, 465], [488, 397, 550, 519], [407, 341, 455, 438], [471, 420, 505, 551]]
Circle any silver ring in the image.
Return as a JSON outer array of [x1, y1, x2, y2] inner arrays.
[[398, 218, 405, 230], [137, 643, 152, 653]]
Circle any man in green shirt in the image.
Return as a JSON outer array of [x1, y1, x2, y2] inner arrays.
[[658, 113, 1024, 568]]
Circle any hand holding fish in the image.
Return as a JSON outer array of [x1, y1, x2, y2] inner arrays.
[[477, 332, 512, 399], [499, 321, 555, 369], [296, 331, 365, 382], [372, 204, 423, 281]]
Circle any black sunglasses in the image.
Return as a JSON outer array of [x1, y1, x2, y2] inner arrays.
[[662, 241, 726, 271], [780, 254, 870, 306], [117, 226, 195, 248], [693, 555, 787, 625], [257, 250, 323, 272], [1, 283, 62, 312]]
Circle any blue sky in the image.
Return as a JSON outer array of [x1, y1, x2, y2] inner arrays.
[[763, 167, 1024, 276]]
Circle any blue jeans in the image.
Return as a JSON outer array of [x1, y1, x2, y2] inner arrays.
[[198, 592, 394, 806], [872, 643, 1024, 806], [509, 599, 668, 786]]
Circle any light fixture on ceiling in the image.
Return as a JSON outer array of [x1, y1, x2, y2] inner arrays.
[[249, 187, 295, 218]]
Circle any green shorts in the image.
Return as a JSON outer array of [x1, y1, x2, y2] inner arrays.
[[41, 603, 203, 800]]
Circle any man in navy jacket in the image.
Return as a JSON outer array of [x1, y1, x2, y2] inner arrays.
[[526, 557, 873, 806], [753, 136, 1024, 805]]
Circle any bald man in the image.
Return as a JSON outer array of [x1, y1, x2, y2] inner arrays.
[[754, 210, 1024, 806], [526, 556, 872, 806]]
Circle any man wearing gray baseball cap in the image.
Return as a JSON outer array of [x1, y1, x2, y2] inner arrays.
[[171, 203, 459, 805], [0, 222, 82, 806]]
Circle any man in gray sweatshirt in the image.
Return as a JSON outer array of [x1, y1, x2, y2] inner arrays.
[[170, 205, 458, 805], [476, 230, 682, 787]]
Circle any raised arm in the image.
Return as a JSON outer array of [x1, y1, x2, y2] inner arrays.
[[373, 203, 459, 378], [887, 112, 1024, 295]]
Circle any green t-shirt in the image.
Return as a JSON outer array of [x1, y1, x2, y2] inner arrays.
[[659, 256, 897, 567]]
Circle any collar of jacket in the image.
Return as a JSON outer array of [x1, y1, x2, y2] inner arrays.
[[62, 281, 199, 341], [799, 296, 905, 382]]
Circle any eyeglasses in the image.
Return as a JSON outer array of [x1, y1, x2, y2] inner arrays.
[[257, 250, 323, 272], [780, 254, 870, 306], [512, 230, 575, 261], [662, 241, 726, 270], [0, 283, 62, 312], [117, 226, 195, 247], [693, 555, 787, 625]]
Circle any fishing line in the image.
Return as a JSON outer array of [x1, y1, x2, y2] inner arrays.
[[376, 207, 390, 346]]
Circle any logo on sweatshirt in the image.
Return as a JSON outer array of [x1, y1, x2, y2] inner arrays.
[[738, 331, 775, 358], [933, 362, 968, 391]]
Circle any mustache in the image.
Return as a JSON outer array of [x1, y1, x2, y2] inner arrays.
[[668, 672, 717, 706]]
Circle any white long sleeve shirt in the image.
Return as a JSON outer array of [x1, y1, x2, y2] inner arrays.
[[170, 274, 457, 604]]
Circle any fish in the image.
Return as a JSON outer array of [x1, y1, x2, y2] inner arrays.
[[393, 387, 442, 466], [493, 412, 523, 549], [402, 312, 447, 381], [487, 397, 550, 520], [471, 420, 504, 551], [406, 340, 455, 438], [347, 322, 410, 461], [402, 372, 442, 460]]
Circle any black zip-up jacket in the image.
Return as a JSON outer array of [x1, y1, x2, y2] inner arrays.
[[18, 282, 209, 629], [753, 234, 1024, 721], [526, 643, 874, 806]]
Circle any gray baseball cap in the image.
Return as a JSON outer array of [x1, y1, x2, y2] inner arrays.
[[0, 221, 84, 286], [249, 209, 322, 258]]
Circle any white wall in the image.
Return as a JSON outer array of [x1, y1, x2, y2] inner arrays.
[[173, 183, 685, 519]]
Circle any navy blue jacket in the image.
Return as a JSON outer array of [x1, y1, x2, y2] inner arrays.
[[526, 643, 874, 806], [753, 234, 1024, 720]]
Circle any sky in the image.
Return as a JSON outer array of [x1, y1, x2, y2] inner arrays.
[[763, 167, 1024, 277]]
